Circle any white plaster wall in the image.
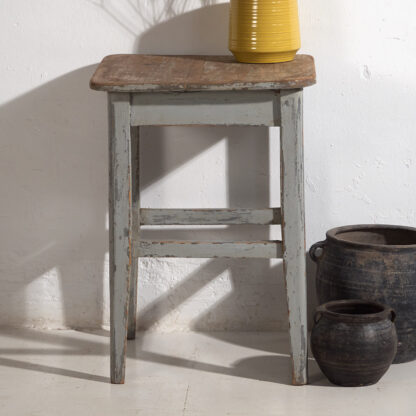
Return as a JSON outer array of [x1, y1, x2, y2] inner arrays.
[[0, 0, 415, 330]]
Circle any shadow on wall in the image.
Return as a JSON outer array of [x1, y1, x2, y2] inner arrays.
[[135, 2, 230, 54], [0, 67, 108, 328], [0, 1, 317, 332], [86, 0, 224, 47]]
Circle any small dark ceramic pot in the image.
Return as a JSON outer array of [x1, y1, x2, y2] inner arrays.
[[311, 300, 397, 387]]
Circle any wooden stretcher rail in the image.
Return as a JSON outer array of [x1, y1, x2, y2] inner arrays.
[[140, 208, 281, 226], [135, 240, 283, 259]]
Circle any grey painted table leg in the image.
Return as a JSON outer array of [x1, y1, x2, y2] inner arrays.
[[279, 89, 308, 385], [108, 92, 133, 384], [127, 127, 140, 340]]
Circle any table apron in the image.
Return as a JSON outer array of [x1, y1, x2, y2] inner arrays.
[[130, 90, 282, 126]]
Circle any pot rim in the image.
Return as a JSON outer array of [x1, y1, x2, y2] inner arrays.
[[326, 224, 416, 250], [316, 299, 394, 323]]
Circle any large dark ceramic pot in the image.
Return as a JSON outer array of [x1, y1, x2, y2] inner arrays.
[[311, 300, 397, 386], [310, 224, 416, 363]]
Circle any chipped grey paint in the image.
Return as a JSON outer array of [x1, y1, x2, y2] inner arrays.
[[140, 208, 281, 225], [136, 240, 283, 259], [108, 92, 132, 384], [279, 89, 308, 385], [127, 126, 140, 340], [105, 85, 308, 387], [131, 91, 279, 126]]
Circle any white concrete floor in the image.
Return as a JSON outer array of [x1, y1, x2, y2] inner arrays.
[[0, 329, 415, 415]]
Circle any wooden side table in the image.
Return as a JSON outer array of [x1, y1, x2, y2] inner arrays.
[[90, 54, 316, 385]]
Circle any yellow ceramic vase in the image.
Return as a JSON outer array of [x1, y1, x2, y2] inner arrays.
[[229, 0, 301, 63]]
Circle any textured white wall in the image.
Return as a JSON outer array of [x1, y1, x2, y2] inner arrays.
[[0, 0, 415, 330]]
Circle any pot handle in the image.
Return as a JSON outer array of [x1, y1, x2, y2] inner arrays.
[[390, 309, 396, 323], [314, 310, 323, 324], [309, 240, 327, 262]]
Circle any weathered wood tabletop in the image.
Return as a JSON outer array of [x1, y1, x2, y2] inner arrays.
[[90, 54, 316, 92]]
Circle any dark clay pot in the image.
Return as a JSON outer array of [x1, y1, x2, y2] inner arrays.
[[311, 300, 397, 387], [310, 224, 416, 363]]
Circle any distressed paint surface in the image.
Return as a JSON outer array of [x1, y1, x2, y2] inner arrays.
[[140, 208, 281, 225], [106, 81, 310, 385], [90, 54, 316, 92], [137, 240, 283, 259], [127, 126, 140, 340], [131, 91, 278, 126], [279, 89, 308, 385], [108, 92, 132, 384]]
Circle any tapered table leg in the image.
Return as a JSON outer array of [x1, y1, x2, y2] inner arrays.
[[108, 92, 133, 384], [280, 89, 308, 385]]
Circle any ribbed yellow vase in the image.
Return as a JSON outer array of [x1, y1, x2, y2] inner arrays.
[[229, 0, 301, 63]]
